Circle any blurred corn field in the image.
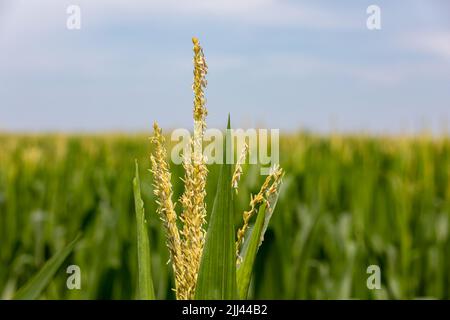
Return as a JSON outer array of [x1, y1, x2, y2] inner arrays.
[[0, 132, 449, 299]]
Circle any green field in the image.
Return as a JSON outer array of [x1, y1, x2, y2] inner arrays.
[[1, 132, 449, 299]]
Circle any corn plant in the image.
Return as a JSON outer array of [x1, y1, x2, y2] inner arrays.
[[2, 121, 450, 300], [13, 234, 81, 300], [133, 38, 284, 300]]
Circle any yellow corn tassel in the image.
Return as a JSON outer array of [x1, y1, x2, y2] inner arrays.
[[150, 122, 186, 299], [236, 165, 284, 263], [179, 37, 209, 299], [232, 143, 249, 193]]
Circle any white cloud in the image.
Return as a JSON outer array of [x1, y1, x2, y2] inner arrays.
[[239, 52, 450, 86], [0, 0, 356, 38], [0, 0, 356, 74], [402, 31, 450, 61], [109, 0, 356, 29]]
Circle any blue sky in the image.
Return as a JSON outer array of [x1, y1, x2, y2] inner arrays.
[[1, 0, 449, 133]]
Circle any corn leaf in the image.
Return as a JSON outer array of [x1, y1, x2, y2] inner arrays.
[[259, 182, 281, 246], [14, 234, 81, 300], [133, 160, 155, 300], [195, 116, 237, 299], [236, 204, 266, 299], [237, 177, 282, 299]]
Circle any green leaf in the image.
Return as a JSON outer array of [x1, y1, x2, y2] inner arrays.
[[236, 204, 266, 299], [259, 182, 281, 246], [236, 174, 282, 299], [195, 116, 237, 300], [133, 160, 155, 300], [14, 234, 81, 300]]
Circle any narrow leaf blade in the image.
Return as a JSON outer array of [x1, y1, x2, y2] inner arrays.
[[195, 116, 237, 299], [133, 160, 155, 300], [236, 177, 282, 299], [236, 204, 266, 299], [14, 234, 81, 300]]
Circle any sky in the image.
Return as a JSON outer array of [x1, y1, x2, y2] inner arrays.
[[0, 0, 449, 134]]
